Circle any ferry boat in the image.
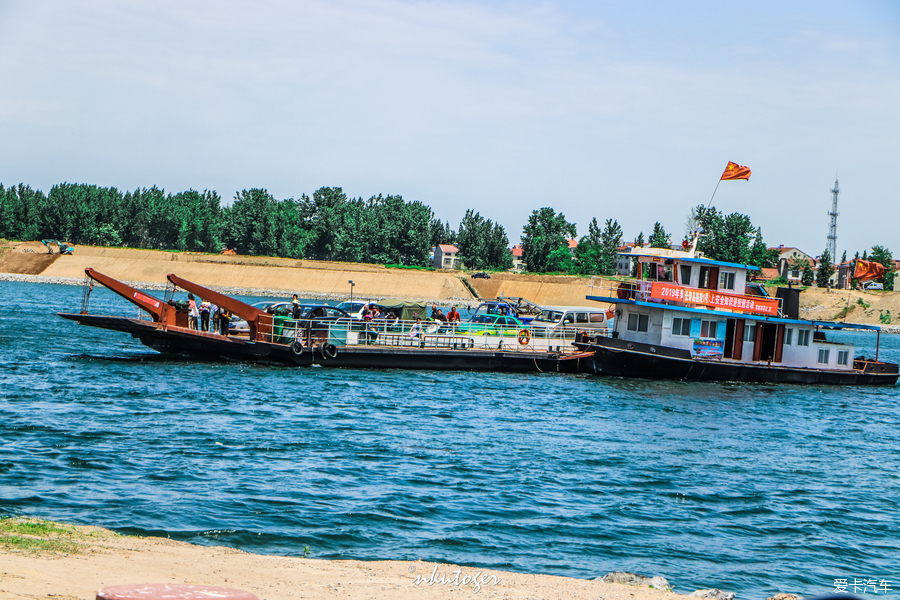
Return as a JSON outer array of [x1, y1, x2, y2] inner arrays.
[[58, 268, 594, 373], [574, 245, 898, 385]]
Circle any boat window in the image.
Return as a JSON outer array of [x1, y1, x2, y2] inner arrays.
[[817, 348, 830, 364], [744, 325, 756, 342], [838, 350, 849, 365], [627, 313, 649, 332], [797, 329, 810, 346], [575, 312, 588, 323], [679, 265, 692, 285], [700, 319, 718, 339], [672, 317, 691, 336], [589, 312, 605, 323], [784, 328, 793, 345], [719, 271, 736, 290], [642, 262, 673, 282]]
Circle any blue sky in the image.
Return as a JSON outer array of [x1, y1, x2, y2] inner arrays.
[[1, 0, 898, 258]]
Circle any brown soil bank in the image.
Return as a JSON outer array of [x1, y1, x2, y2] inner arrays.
[[794, 286, 900, 327], [1, 242, 472, 302], [2, 241, 897, 321]]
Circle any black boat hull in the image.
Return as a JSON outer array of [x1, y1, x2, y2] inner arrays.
[[575, 336, 898, 385], [59, 313, 585, 373]]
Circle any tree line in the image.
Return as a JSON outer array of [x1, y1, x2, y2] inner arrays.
[[1, 182, 890, 285]]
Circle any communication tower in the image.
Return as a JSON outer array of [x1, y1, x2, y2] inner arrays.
[[826, 178, 839, 260]]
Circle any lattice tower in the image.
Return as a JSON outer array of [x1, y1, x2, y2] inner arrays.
[[827, 179, 839, 260]]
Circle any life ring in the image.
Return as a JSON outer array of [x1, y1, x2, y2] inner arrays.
[[291, 340, 304, 355], [323, 343, 338, 359], [682, 239, 690, 250], [517, 329, 531, 345]]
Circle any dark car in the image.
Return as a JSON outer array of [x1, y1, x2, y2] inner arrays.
[[471, 272, 492, 279]]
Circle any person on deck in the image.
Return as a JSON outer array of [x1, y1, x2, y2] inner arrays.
[[199, 301, 210, 331], [188, 294, 199, 329], [219, 308, 230, 335]]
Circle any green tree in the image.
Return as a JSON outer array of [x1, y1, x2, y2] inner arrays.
[[649, 222, 669, 249], [870, 245, 895, 291], [841, 250, 847, 264], [576, 218, 622, 275], [634, 231, 644, 247], [521, 207, 576, 273], [801, 263, 814, 286], [456, 210, 512, 270], [816, 249, 835, 288]]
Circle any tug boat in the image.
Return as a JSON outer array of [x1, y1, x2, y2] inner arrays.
[[574, 245, 898, 385]]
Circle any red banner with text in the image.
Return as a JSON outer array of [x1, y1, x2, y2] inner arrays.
[[650, 282, 779, 315]]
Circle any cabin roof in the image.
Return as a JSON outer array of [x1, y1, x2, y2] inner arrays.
[[618, 251, 760, 271]]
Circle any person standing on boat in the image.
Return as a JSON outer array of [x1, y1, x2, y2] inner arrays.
[[292, 294, 301, 319], [409, 316, 424, 341], [199, 301, 210, 331], [210, 303, 219, 332], [446, 306, 461, 332], [188, 294, 199, 329], [219, 307, 230, 335]]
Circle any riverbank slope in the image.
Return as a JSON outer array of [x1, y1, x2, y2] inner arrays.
[[2, 240, 898, 323]]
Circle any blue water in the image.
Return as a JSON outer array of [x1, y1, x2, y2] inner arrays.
[[2, 281, 899, 599]]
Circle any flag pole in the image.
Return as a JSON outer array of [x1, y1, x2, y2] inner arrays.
[[706, 178, 722, 209], [688, 176, 722, 257]]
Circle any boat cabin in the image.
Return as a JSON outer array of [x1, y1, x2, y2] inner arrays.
[[590, 247, 858, 371]]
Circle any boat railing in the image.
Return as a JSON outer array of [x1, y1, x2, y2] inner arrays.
[[256, 317, 609, 353]]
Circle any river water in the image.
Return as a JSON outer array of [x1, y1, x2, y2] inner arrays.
[[2, 281, 899, 599]]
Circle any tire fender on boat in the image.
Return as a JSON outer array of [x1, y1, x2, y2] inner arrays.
[[323, 343, 338, 359], [291, 340, 303, 355]]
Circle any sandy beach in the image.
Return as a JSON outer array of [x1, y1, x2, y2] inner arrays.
[[0, 519, 698, 600]]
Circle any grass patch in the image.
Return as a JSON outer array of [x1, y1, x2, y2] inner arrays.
[[384, 264, 435, 271], [857, 297, 871, 309], [0, 518, 74, 536], [834, 305, 854, 320], [0, 517, 82, 555], [880, 310, 892, 325]]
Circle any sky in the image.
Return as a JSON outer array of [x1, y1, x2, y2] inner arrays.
[[1, 0, 898, 258]]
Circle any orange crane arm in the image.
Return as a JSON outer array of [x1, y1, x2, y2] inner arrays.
[[85, 268, 165, 321], [165, 274, 265, 321], [166, 273, 272, 341]]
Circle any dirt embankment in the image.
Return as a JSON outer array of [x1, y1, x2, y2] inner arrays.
[[0, 242, 473, 302], [796, 286, 900, 327], [0, 241, 614, 307], [2, 241, 897, 321]]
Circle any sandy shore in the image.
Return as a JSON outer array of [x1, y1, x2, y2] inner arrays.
[[0, 519, 699, 600]]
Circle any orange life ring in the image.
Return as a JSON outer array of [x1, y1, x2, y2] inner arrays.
[[518, 329, 531, 345], [682, 239, 690, 250]]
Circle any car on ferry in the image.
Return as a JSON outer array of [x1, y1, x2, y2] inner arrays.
[[528, 305, 613, 335], [456, 314, 529, 336], [335, 300, 383, 319]]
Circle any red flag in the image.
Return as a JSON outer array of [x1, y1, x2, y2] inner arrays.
[[852, 260, 885, 281], [721, 161, 751, 180]]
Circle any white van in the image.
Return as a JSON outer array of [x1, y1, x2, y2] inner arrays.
[[529, 305, 612, 335]]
